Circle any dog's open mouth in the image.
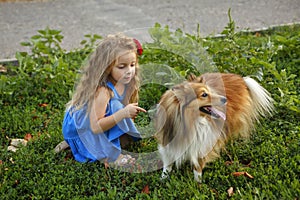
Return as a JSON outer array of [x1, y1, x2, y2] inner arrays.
[[200, 106, 226, 120]]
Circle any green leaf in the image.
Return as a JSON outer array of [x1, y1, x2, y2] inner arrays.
[[20, 42, 31, 47], [31, 35, 42, 40]]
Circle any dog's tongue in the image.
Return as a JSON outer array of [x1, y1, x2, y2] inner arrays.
[[211, 107, 226, 120]]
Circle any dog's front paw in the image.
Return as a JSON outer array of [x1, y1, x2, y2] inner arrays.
[[161, 171, 170, 180], [160, 166, 172, 180], [193, 169, 202, 183]]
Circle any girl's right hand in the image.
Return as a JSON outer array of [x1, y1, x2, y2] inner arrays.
[[123, 103, 146, 118]]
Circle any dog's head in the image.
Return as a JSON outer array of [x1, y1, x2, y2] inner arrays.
[[185, 74, 226, 120], [168, 81, 227, 120], [155, 79, 227, 146]]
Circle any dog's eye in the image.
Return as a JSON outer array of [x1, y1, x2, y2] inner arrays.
[[202, 93, 208, 97]]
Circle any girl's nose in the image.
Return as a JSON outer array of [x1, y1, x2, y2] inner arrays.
[[126, 67, 133, 74]]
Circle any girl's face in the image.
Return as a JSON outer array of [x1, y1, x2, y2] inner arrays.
[[110, 51, 137, 85]]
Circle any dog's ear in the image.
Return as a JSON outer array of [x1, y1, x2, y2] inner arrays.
[[188, 73, 205, 83], [188, 73, 204, 83], [187, 73, 196, 82], [198, 76, 204, 83], [171, 83, 184, 91]]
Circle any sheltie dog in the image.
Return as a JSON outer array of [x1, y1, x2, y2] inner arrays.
[[154, 73, 274, 182]]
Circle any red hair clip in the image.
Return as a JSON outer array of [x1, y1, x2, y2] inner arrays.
[[133, 38, 143, 56]]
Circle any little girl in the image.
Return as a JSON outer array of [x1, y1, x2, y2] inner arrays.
[[56, 33, 146, 166]]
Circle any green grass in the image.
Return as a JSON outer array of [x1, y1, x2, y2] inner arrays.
[[0, 16, 299, 199]]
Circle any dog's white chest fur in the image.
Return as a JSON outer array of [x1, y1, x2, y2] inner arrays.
[[159, 117, 221, 169]]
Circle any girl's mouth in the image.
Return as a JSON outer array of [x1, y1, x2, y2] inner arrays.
[[123, 76, 132, 82]]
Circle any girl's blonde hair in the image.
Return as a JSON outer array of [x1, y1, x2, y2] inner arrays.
[[66, 33, 140, 113]]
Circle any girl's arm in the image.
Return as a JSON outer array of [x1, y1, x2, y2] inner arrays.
[[89, 87, 146, 134]]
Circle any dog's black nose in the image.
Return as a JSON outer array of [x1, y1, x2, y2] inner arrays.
[[221, 97, 227, 104]]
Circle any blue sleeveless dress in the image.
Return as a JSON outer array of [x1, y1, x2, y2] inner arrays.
[[62, 82, 141, 163]]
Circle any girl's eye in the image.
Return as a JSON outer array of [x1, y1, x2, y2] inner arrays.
[[202, 93, 208, 97], [117, 65, 125, 69], [130, 63, 136, 67]]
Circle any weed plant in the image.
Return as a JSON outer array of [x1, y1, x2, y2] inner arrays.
[[0, 15, 299, 199]]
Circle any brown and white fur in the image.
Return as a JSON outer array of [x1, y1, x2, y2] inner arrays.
[[154, 73, 274, 182]]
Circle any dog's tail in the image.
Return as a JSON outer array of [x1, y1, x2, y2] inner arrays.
[[243, 77, 274, 121]]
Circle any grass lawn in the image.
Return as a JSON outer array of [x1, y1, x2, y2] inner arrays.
[[1, 17, 299, 199]]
